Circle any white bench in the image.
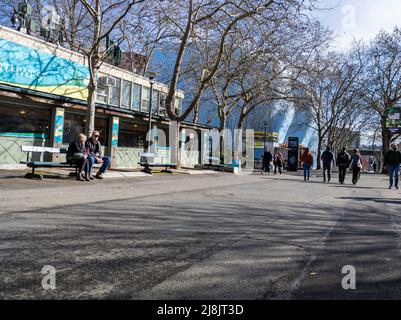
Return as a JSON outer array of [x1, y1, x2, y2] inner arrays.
[[20, 146, 78, 180], [138, 152, 176, 174]]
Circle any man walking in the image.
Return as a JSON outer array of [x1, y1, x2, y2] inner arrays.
[[336, 147, 351, 184], [86, 130, 111, 180], [321, 146, 335, 182], [261, 149, 273, 175], [384, 144, 401, 190]]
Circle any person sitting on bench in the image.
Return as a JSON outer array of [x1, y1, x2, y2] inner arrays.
[[67, 133, 90, 181], [86, 130, 111, 180]]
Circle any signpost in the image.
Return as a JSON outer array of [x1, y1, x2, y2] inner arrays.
[[287, 137, 299, 172], [386, 107, 401, 134]]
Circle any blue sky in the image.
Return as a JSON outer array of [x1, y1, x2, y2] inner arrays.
[[314, 0, 401, 50]]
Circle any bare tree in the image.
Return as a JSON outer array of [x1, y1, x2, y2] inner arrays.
[[359, 28, 401, 170], [204, 15, 331, 161], [295, 50, 367, 169], [153, 0, 319, 167], [76, 0, 146, 135]]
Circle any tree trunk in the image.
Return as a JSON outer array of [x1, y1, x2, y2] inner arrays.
[[192, 102, 200, 124], [316, 134, 322, 170], [172, 121, 182, 169], [85, 76, 97, 136], [235, 114, 245, 164], [219, 113, 226, 164]]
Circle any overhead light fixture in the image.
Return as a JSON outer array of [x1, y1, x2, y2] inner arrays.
[[146, 71, 157, 85]]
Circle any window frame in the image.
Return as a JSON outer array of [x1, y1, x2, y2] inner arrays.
[[132, 83, 142, 111], [121, 79, 132, 109], [108, 76, 122, 107], [141, 86, 151, 113]]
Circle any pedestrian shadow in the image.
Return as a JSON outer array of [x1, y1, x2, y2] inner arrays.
[[331, 185, 389, 190], [338, 196, 401, 205], [260, 176, 330, 185]]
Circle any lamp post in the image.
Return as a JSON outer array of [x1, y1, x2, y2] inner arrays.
[[147, 75, 155, 153], [264, 122, 268, 151]]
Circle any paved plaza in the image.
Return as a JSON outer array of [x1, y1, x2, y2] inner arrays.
[[0, 171, 400, 299]]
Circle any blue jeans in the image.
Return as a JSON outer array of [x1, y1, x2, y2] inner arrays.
[[87, 155, 111, 176], [303, 164, 311, 180], [388, 164, 400, 187]]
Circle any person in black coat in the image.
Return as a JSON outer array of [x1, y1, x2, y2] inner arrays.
[[321, 146, 335, 182], [261, 150, 273, 174], [384, 143, 401, 189], [336, 147, 351, 184], [67, 133, 90, 181]]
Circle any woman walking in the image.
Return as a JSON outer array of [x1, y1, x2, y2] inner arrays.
[[274, 151, 284, 175], [350, 148, 363, 185], [301, 147, 313, 181]]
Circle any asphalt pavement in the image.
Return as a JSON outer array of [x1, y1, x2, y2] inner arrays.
[[0, 170, 400, 299]]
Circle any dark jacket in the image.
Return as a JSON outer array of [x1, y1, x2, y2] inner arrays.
[[274, 153, 283, 167], [337, 151, 351, 167], [67, 140, 87, 163], [321, 150, 335, 167], [86, 138, 102, 158], [384, 149, 401, 166], [263, 151, 273, 164], [351, 153, 362, 168]]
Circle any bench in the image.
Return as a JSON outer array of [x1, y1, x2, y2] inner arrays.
[[20, 146, 78, 180], [138, 152, 176, 174]]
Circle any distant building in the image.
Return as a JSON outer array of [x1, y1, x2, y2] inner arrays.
[[116, 52, 147, 75]]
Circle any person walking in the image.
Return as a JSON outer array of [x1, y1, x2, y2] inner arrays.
[[384, 143, 401, 190], [336, 147, 351, 184], [261, 149, 273, 175], [274, 151, 284, 175], [321, 146, 335, 182], [301, 147, 313, 181], [372, 161, 377, 174], [350, 148, 362, 185]]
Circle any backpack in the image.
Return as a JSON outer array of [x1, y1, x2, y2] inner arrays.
[[338, 152, 348, 165]]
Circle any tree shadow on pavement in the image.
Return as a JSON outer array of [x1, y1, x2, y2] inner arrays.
[[0, 188, 400, 300]]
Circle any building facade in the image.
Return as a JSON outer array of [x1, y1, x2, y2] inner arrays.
[[0, 26, 211, 169]]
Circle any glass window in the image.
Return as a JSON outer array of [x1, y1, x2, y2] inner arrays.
[[132, 83, 141, 111], [159, 92, 167, 117], [95, 117, 109, 147], [142, 87, 150, 113], [152, 89, 159, 113], [118, 120, 147, 148], [63, 113, 85, 144], [174, 97, 182, 115], [121, 80, 132, 109], [0, 105, 50, 138], [63, 112, 109, 146], [109, 77, 121, 107], [96, 75, 109, 104]]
